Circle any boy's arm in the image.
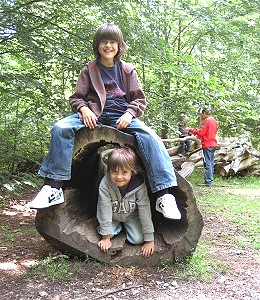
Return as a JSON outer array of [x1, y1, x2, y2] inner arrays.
[[135, 184, 154, 242], [136, 184, 154, 257], [188, 120, 208, 138], [69, 66, 91, 113], [97, 179, 113, 237], [97, 180, 114, 253], [125, 69, 147, 118]]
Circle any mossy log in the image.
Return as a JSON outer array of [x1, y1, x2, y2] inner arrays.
[[35, 125, 204, 267]]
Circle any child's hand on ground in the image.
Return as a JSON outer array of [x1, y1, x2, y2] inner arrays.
[[116, 112, 133, 129], [141, 240, 154, 258], [98, 236, 112, 253]]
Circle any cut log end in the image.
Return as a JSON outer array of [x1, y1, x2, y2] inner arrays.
[[35, 126, 204, 266]]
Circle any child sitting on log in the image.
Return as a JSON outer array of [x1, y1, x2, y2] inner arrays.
[[97, 147, 154, 258], [28, 23, 181, 220]]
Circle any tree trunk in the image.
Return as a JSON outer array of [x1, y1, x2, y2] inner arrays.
[[35, 126, 204, 267]]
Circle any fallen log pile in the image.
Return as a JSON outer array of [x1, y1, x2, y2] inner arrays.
[[163, 136, 260, 178]]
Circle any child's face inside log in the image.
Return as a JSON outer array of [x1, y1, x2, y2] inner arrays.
[[109, 166, 132, 189]]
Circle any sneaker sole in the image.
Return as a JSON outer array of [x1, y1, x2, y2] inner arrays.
[[28, 199, 64, 209], [156, 203, 181, 220]]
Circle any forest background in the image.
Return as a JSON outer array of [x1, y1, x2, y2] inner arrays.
[[0, 0, 259, 182]]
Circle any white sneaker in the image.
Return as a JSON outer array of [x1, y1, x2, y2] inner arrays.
[[156, 194, 181, 219], [28, 185, 64, 209]]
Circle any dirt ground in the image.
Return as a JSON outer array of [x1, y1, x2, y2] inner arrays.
[[0, 188, 259, 300]]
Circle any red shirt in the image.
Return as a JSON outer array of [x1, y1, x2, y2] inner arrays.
[[189, 115, 218, 148]]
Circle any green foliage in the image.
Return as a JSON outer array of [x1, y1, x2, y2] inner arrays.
[[0, 173, 42, 195], [175, 242, 227, 282], [1, 225, 30, 244], [30, 254, 82, 281], [0, 0, 259, 173], [189, 169, 260, 249]]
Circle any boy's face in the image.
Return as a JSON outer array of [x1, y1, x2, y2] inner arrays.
[[109, 166, 132, 189], [98, 40, 119, 64]]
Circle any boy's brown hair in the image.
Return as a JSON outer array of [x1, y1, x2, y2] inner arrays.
[[93, 23, 129, 60], [107, 147, 138, 175]]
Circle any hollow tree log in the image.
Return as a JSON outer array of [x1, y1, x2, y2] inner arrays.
[[35, 125, 204, 267]]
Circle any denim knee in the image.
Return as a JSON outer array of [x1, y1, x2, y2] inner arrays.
[[126, 231, 144, 245]]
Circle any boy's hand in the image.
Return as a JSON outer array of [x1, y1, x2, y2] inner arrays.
[[141, 240, 154, 258], [79, 106, 97, 129], [98, 236, 112, 253], [116, 112, 133, 129]]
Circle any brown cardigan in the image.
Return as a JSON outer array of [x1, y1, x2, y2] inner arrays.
[[69, 60, 147, 118]]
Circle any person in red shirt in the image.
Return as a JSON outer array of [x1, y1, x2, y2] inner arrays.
[[188, 108, 218, 186]]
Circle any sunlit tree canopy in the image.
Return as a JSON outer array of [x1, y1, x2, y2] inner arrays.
[[0, 0, 259, 174]]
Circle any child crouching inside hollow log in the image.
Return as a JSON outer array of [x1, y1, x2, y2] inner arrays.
[[97, 147, 154, 258]]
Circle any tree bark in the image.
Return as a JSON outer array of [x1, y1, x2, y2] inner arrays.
[[35, 125, 204, 266]]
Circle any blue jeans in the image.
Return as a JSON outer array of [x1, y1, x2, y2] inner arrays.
[[98, 215, 144, 245], [202, 147, 216, 185], [39, 112, 177, 193], [178, 137, 190, 154]]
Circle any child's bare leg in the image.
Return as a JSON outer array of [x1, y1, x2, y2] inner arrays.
[[141, 240, 154, 258]]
